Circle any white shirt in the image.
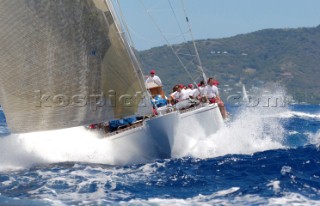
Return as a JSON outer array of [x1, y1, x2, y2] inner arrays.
[[199, 86, 206, 96], [171, 91, 182, 101], [193, 86, 205, 97], [145, 75, 162, 86], [180, 88, 189, 100], [204, 85, 219, 98], [184, 88, 196, 99], [190, 88, 199, 98]]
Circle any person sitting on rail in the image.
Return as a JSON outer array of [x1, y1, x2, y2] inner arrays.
[[192, 80, 206, 101], [180, 84, 192, 101], [168, 84, 189, 103], [204, 78, 219, 103], [169, 84, 184, 104], [184, 83, 196, 99], [169, 84, 200, 110], [204, 78, 228, 119]]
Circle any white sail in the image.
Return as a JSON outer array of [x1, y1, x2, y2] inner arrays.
[[242, 84, 249, 103], [0, 0, 152, 133]]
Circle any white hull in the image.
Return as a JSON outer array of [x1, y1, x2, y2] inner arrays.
[[179, 104, 224, 136], [109, 104, 223, 164]]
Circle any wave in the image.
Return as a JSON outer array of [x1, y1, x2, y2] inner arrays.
[[277, 111, 320, 120], [125, 191, 320, 206], [1, 145, 319, 205]]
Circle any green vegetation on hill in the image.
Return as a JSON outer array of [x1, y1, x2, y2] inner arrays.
[[138, 25, 320, 104]]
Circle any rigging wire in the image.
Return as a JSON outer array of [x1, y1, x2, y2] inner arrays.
[[167, 0, 203, 86], [167, 0, 194, 56], [179, 0, 207, 84], [139, 0, 199, 87]]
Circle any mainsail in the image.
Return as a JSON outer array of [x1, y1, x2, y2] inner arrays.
[[0, 0, 151, 133]]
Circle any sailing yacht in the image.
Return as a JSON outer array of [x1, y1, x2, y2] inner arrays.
[[0, 0, 223, 163]]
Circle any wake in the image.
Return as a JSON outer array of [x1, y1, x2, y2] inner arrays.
[[277, 111, 320, 120]]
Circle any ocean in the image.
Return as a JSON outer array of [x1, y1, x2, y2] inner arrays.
[[0, 103, 319, 205]]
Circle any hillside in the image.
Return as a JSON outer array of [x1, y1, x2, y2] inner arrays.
[[138, 25, 320, 104]]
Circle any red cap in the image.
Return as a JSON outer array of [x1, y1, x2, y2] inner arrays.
[[188, 84, 193, 89], [150, 70, 155, 74], [179, 84, 184, 89], [213, 80, 219, 86]]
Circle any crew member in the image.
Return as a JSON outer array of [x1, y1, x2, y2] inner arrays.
[[145, 70, 162, 86], [205, 78, 228, 119]]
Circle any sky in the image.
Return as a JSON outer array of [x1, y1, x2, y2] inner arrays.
[[115, 0, 320, 50]]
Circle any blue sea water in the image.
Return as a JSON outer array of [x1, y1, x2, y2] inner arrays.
[[0, 104, 319, 205]]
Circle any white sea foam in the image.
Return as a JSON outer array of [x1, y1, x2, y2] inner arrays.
[[124, 191, 320, 206], [0, 127, 116, 171], [267, 192, 320, 205], [307, 129, 320, 147], [267, 180, 281, 193], [277, 111, 320, 120], [125, 187, 240, 206], [288, 131, 299, 135], [281, 166, 292, 175], [172, 86, 289, 159], [24, 165, 121, 204]]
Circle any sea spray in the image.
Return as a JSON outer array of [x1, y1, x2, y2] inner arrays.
[[172, 85, 289, 159], [308, 130, 320, 147], [0, 127, 116, 171]]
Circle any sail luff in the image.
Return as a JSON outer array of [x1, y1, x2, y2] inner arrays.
[[105, 0, 153, 117], [0, 0, 152, 133], [106, 0, 149, 97]]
